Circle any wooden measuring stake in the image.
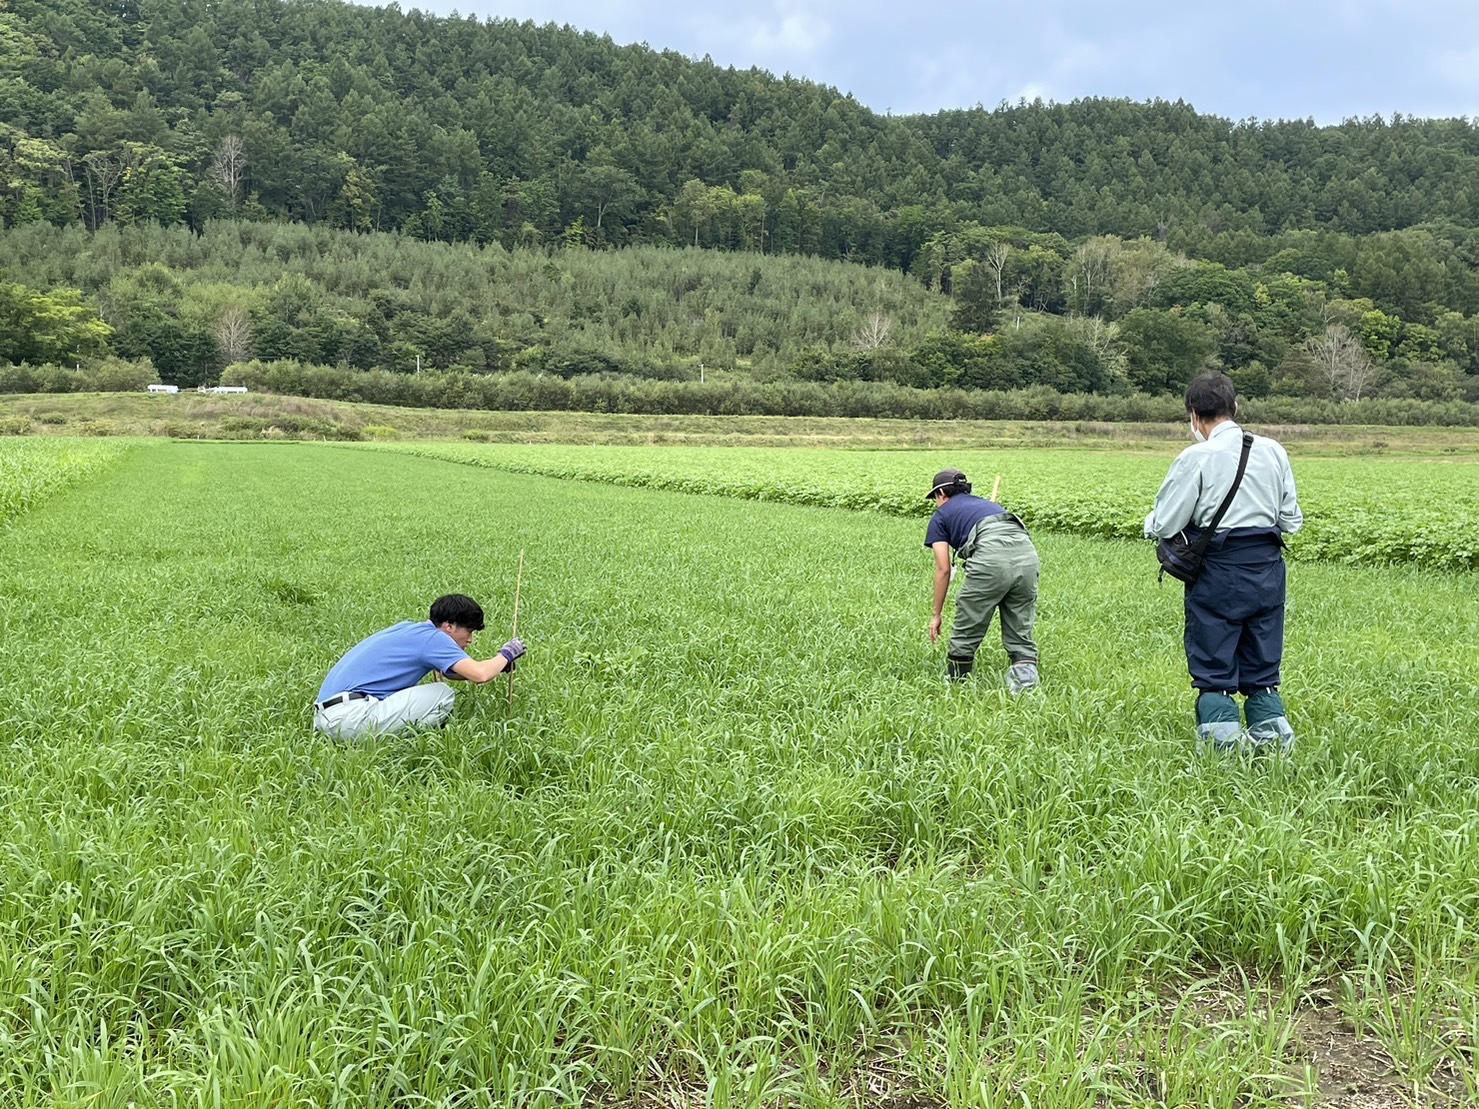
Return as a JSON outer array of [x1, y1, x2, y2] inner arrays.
[[990, 474, 1002, 502], [507, 548, 524, 705]]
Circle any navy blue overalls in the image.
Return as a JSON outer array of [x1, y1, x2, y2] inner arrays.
[[1182, 526, 1287, 693]]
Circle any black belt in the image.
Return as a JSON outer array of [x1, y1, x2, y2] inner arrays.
[[316, 690, 372, 711]]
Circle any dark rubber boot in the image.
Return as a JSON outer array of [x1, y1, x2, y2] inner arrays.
[[946, 655, 974, 682], [1244, 688, 1295, 750], [1195, 690, 1243, 748]]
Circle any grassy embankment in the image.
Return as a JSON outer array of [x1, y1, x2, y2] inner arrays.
[[3, 390, 1478, 454]]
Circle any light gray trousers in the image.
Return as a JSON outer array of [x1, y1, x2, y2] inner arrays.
[[313, 684, 455, 740]]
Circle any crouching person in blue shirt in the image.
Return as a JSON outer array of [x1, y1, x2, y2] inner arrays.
[[313, 593, 525, 740], [1145, 373, 1303, 751], [925, 468, 1041, 693]]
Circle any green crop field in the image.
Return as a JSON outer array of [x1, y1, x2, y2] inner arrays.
[[2, 437, 1477, 1107], [356, 441, 1479, 572], [0, 438, 142, 528]]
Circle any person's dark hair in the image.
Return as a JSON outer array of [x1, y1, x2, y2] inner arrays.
[[430, 593, 485, 631], [1184, 372, 1237, 420], [941, 478, 971, 497]]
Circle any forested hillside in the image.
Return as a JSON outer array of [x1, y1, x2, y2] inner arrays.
[[3, 0, 1479, 408], [0, 220, 949, 384]]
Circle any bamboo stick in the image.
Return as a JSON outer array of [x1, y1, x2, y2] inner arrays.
[[507, 548, 524, 705]]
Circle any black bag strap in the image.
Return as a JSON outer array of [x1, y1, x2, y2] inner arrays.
[[1189, 432, 1254, 559]]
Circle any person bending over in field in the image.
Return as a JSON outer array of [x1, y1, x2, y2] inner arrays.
[[313, 593, 525, 740], [1144, 372, 1303, 751], [924, 468, 1041, 693]]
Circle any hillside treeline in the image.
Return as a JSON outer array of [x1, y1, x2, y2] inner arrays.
[[3, 0, 1479, 407], [8, 0, 1479, 256], [3, 221, 1477, 405]]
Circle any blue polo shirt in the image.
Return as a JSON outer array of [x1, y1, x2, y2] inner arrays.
[[317, 620, 470, 702], [925, 493, 1006, 552]]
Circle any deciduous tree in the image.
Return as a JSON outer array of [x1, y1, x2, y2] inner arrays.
[[0, 281, 113, 365], [1307, 323, 1377, 401], [211, 135, 247, 210]]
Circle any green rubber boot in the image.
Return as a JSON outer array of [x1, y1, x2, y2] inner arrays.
[[1196, 691, 1243, 748], [1244, 688, 1295, 751]]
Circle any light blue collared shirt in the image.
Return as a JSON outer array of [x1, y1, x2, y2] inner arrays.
[[1144, 420, 1303, 539]]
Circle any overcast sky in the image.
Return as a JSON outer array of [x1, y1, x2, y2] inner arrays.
[[364, 0, 1479, 123]]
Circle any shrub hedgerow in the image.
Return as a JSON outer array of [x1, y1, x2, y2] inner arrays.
[[6, 353, 1478, 426], [218, 362, 1479, 425], [0, 358, 158, 393]]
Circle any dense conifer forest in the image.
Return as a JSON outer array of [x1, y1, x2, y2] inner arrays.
[[3, 0, 1479, 413]]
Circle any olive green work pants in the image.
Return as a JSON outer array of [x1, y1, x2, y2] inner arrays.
[[949, 517, 1040, 664]]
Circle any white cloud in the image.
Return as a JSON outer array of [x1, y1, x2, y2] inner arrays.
[[1436, 42, 1479, 91], [1010, 82, 1057, 105], [745, 10, 831, 56], [676, 3, 834, 67], [1049, 38, 1108, 81]]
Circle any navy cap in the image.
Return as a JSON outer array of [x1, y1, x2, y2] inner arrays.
[[927, 468, 968, 499]]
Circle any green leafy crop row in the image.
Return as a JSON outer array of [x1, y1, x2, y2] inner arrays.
[[0, 438, 140, 528], [358, 441, 1479, 572]]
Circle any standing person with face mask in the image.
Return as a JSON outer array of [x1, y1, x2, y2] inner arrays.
[[1144, 373, 1303, 750]]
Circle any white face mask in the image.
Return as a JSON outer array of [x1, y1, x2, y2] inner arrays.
[[1189, 417, 1205, 443]]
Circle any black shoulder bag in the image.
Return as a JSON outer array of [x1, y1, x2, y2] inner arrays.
[[1156, 432, 1254, 585]]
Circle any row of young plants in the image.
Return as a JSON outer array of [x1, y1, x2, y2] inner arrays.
[[0, 438, 141, 528], [357, 442, 1479, 573], [2, 441, 1476, 1103]]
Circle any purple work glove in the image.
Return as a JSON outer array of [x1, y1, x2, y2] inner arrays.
[[498, 637, 526, 671]]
